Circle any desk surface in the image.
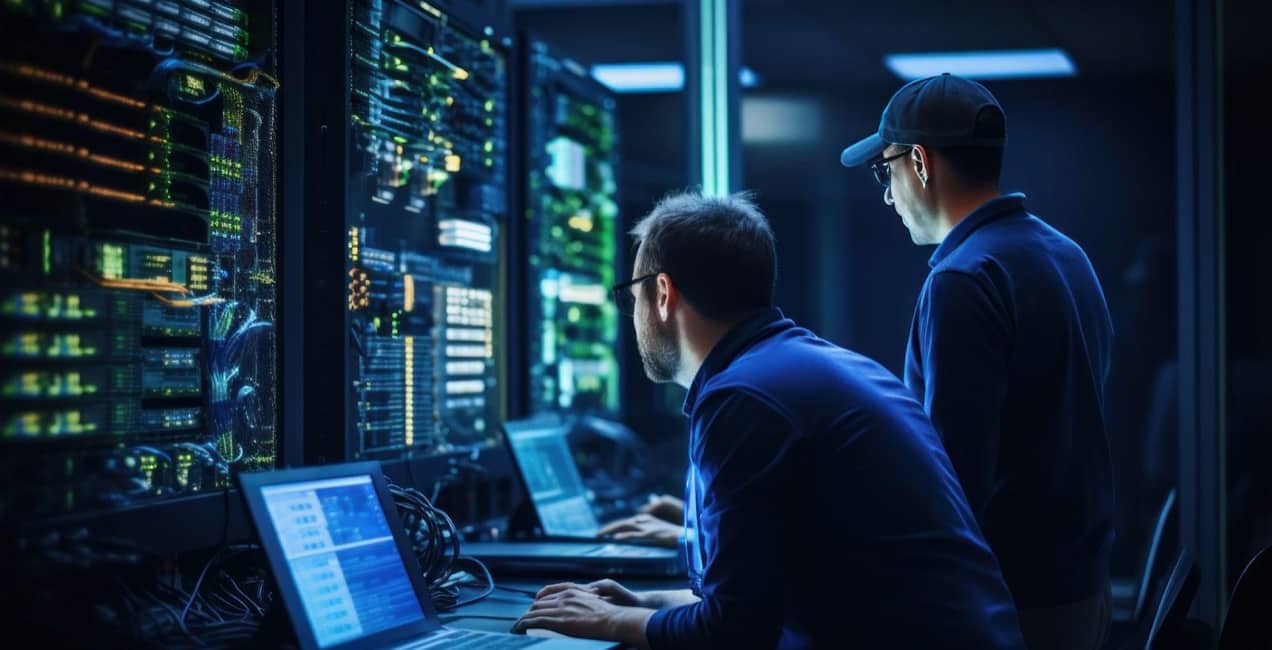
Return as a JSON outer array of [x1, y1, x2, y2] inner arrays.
[[443, 574, 688, 639]]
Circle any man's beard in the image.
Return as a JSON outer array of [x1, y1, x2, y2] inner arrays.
[[637, 307, 679, 383]]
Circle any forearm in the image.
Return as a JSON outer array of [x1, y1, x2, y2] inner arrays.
[[636, 589, 700, 610], [609, 606, 656, 650]]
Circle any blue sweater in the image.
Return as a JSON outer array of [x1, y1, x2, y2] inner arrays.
[[904, 193, 1115, 609], [646, 308, 1024, 649]]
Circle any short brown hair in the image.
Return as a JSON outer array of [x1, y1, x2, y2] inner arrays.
[[629, 190, 777, 322]]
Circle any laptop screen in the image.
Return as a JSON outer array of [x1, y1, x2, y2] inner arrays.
[[506, 421, 600, 537], [260, 475, 426, 648]]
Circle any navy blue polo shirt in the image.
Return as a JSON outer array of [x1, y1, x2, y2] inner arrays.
[[904, 193, 1115, 609], [645, 308, 1024, 649]]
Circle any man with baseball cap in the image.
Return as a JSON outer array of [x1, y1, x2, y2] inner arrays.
[[841, 73, 1115, 650]]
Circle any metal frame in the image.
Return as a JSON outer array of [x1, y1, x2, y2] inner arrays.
[[297, 0, 354, 467], [279, 0, 308, 469], [509, 31, 533, 420], [1175, 0, 1226, 631]]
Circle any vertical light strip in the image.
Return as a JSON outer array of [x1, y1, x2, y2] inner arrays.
[[713, 0, 729, 195], [404, 336, 414, 447], [699, 0, 731, 195], [699, 0, 717, 195]]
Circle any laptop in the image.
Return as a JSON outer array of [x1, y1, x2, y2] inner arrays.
[[463, 416, 683, 577], [237, 461, 616, 649]]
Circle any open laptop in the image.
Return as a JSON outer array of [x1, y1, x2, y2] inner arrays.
[[463, 416, 683, 577], [237, 461, 616, 649]]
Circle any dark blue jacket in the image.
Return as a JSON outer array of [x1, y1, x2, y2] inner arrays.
[[646, 308, 1024, 649], [904, 193, 1115, 608]]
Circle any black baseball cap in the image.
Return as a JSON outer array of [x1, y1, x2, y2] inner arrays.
[[840, 73, 1006, 168]]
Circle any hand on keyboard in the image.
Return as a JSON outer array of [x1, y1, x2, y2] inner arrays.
[[638, 494, 684, 522], [596, 514, 682, 548], [516, 584, 652, 642]]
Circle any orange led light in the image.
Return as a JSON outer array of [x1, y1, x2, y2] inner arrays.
[[0, 131, 147, 173], [1, 168, 147, 204], [0, 96, 153, 141], [0, 61, 147, 109]]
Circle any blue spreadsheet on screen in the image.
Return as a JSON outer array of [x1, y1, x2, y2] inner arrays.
[[241, 463, 616, 649], [261, 476, 426, 648]]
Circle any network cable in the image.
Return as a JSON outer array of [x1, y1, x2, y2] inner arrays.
[[385, 476, 502, 612]]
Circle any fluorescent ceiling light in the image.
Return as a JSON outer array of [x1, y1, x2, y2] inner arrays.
[[591, 62, 761, 93], [592, 62, 684, 92], [884, 48, 1077, 81]]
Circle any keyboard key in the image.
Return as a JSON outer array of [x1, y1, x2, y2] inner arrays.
[[395, 628, 547, 649]]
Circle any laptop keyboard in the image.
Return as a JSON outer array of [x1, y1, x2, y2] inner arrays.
[[582, 543, 668, 558], [395, 628, 547, 649]]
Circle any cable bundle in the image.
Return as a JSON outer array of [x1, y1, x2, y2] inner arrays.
[[111, 544, 270, 649], [207, 302, 272, 468], [385, 477, 494, 611]]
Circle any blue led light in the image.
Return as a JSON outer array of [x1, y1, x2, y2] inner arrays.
[[589, 62, 760, 93], [591, 62, 684, 93], [884, 48, 1077, 81]]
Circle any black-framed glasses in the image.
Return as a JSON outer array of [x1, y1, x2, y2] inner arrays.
[[869, 147, 914, 187], [611, 272, 660, 316]]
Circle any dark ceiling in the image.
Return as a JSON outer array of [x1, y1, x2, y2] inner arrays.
[[511, 0, 1269, 89], [741, 0, 1175, 86]]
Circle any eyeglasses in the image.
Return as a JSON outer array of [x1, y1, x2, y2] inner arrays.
[[611, 272, 660, 316], [869, 147, 914, 188]]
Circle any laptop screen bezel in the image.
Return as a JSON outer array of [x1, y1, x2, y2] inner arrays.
[[238, 461, 443, 650], [500, 414, 602, 540]]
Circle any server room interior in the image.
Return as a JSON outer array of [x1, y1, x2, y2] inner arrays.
[[1, 0, 1268, 648]]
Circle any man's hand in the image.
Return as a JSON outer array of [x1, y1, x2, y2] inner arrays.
[[598, 513, 683, 548], [570, 579, 645, 607], [513, 583, 654, 648], [585, 580, 701, 611], [536, 579, 698, 611], [639, 494, 685, 523]]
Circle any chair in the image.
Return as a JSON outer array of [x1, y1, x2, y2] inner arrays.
[[1219, 544, 1272, 649], [1116, 546, 1198, 650], [1113, 488, 1180, 623], [1143, 549, 1199, 649]]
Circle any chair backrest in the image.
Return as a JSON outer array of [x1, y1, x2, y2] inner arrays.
[[1135, 488, 1180, 621], [1219, 544, 1272, 649], [1144, 548, 1199, 649]]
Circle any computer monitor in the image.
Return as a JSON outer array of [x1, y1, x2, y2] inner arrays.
[[240, 464, 441, 649], [503, 417, 602, 538], [239, 462, 613, 649]]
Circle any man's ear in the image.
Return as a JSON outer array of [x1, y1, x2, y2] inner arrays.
[[911, 145, 930, 187], [656, 272, 675, 322]]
